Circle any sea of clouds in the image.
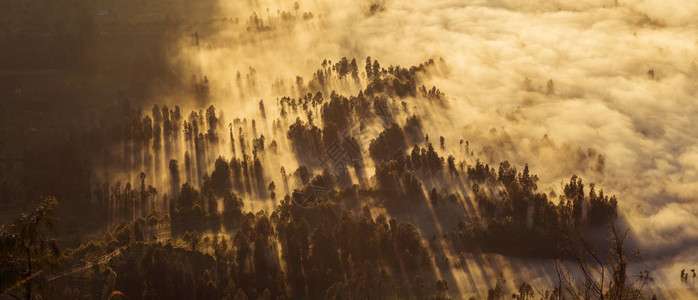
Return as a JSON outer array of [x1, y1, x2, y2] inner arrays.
[[175, 0, 698, 297]]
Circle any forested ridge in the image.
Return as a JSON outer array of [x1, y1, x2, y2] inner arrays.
[[1, 56, 646, 300]]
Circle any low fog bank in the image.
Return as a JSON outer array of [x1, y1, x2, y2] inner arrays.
[[161, 0, 698, 295]]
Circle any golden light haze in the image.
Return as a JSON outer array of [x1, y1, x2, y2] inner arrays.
[[155, 0, 698, 297]]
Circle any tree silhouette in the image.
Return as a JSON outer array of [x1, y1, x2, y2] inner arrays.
[[0, 197, 60, 300]]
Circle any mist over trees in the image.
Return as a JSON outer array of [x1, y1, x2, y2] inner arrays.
[[0, 0, 681, 299]]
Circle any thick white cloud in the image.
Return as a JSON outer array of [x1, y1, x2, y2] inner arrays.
[[172, 0, 698, 296]]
